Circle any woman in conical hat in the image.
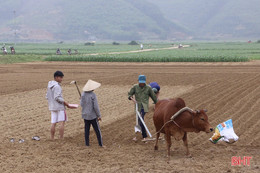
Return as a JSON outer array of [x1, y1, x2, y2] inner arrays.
[[80, 79, 103, 147]]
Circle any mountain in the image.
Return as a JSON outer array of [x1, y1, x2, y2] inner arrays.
[[147, 0, 260, 40], [0, 0, 188, 41]]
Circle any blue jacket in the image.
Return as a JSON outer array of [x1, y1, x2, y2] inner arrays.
[[149, 82, 160, 91]]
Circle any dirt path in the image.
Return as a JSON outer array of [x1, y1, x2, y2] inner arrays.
[[84, 45, 190, 56], [0, 62, 259, 172]]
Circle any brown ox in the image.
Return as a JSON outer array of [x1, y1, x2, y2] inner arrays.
[[153, 98, 213, 159]]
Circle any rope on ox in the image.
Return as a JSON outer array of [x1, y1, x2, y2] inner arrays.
[[153, 107, 194, 136]]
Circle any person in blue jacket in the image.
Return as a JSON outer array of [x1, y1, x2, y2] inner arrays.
[[149, 82, 160, 99]]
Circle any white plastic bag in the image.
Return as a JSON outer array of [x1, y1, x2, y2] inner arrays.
[[210, 119, 239, 144]]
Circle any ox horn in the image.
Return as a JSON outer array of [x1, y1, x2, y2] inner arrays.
[[204, 109, 208, 112], [196, 110, 200, 114]]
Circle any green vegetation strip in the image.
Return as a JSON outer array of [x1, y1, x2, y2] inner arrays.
[[1, 42, 260, 64], [45, 55, 249, 62]]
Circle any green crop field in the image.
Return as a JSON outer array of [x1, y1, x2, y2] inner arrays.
[[1, 42, 260, 64]]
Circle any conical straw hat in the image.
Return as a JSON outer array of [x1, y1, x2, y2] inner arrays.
[[83, 80, 101, 92]]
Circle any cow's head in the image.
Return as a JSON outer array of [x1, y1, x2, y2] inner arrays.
[[193, 109, 213, 133]]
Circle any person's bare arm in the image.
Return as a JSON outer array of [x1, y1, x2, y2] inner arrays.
[[53, 86, 74, 109]]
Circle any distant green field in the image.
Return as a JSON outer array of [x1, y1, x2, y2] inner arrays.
[[1, 42, 260, 64]]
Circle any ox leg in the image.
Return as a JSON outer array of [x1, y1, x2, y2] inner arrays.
[[183, 132, 191, 157], [165, 133, 171, 160], [154, 132, 160, 150]]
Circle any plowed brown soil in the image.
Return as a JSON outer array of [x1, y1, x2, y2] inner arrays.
[[0, 61, 260, 173]]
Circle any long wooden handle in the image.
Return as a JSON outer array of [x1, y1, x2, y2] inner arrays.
[[75, 82, 81, 97]]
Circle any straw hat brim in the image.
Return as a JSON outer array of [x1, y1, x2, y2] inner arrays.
[[83, 80, 101, 92]]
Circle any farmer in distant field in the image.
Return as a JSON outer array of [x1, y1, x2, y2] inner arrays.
[[128, 75, 157, 142], [80, 80, 103, 147], [10, 46, 15, 54], [140, 44, 143, 50], [46, 71, 74, 140], [2, 46, 7, 55], [67, 49, 72, 55], [56, 48, 62, 55]]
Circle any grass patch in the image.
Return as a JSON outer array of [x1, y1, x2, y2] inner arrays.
[[45, 42, 253, 62], [0, 54, 43, 64]]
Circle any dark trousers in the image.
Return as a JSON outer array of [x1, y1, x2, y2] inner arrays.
[[84, 119, 103, 146], [138, 109, 147, 138]]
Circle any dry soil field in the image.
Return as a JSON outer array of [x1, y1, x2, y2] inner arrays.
[[0, 61, 260, 173]]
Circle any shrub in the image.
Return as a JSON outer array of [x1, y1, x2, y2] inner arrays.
[[84, 42, 95, 46], [128, 41, 139, 45], [112, 42, 120, 45]]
